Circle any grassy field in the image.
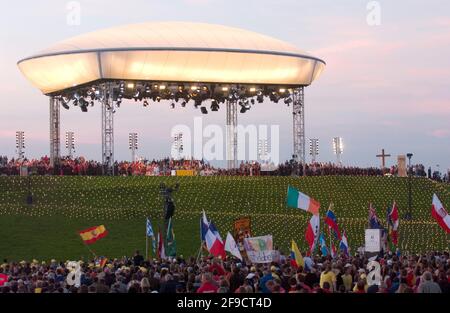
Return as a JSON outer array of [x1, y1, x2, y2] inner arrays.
[[0, 176, 449, 261]]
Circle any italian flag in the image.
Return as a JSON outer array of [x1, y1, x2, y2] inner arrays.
[[287, 186, 320, 215]]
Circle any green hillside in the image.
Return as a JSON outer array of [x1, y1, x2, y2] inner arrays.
[[0, 176, 448, 261]]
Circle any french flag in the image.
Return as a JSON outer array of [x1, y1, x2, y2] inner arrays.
[[431, 194, 450, 233], [324, 207, 341, 240], [201, 211, 226, 259]]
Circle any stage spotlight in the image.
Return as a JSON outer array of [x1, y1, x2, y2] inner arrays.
[[159, 85, 167, 90], [210, 100, 219, 111], [279, 88, 286, 93], [200, 107, 208, 114], [222, 86, 229, 92], [127, 82, 135, 89], [249, 87, 256, 93]]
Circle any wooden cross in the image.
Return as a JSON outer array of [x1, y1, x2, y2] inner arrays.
[[376, 149, 391, 168]]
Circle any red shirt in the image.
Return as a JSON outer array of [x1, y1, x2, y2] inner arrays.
[[197, 282, 218, 293]]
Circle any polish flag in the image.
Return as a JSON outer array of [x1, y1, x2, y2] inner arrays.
[[431, 194, 450, 233], [305, 214, 320, 254]]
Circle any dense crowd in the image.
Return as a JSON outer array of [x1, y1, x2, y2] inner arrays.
[[0, 155, 448, 182], [1, 250, 448, 293]]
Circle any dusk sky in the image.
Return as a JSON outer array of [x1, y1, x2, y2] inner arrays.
[[1, 0, 449, 170]]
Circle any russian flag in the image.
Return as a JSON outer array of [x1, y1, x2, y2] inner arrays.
[[324, 207, 341, 240], [287, 186, 320, 215], [339, 231, 349, 256]]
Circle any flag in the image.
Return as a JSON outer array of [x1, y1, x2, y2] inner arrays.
[[305, 214, 320, 254], [201, 210, 209, 241], [368, 203, 382, 229], [0, 273, 8, 287], [339, 230, 349, 256], [387, 202, 399, 245], [290, 240, 304, 268], [287, 186, 320, 215], [431, 194, 450, 233], [319, 233, 328, 256], [78, 225, 108, 244], [157, 230, 166, 260], [166, 218, 177, 257], [201, 211, 226, 259], [95, 256, 108, 268], [225, 232, 243, 260], [146, 218, 156, 255], [146, 218, 154, 237], [324, 203, 341, 239], [330, 243, 337, 259]]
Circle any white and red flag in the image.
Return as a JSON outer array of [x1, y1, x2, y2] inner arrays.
[[305, 214, 320, 255], [431, 194, 450, 233], [389, 201, 399, 245]]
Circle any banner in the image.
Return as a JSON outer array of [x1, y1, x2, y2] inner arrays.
[[233, 217, 251, 257], [176, 170, 195, 176], [244, 235, 275, 263]]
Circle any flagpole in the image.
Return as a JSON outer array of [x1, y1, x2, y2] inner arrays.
[[146, 230, 149, 260]]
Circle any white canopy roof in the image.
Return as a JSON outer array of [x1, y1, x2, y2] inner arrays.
[[18, 21, 325, 94]]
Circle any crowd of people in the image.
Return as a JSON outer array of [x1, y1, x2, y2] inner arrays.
[[0, 155, 449, 182], [1, 250, 448, 293]]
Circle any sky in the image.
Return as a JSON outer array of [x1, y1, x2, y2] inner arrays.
[[0, 0, 449, 170]]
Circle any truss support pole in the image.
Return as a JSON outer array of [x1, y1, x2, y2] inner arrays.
[[292, 87, 305, 166], [102, 82, 115, 175], [226, 100, 238, 169], [49, 96, 60, 171]]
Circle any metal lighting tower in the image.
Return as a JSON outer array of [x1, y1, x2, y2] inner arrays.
[[101, 82, 115, 175], [65, 131, 75, 158], [128, 132, 138, 162], [405, 152, 413, 220], [15, 131, 25, 159], [226, 99, 238, 169], [292, 87, 305, 164], [173, 133, 183, 160], [309, 138, 319, 163], [49, 97, 60, 168], [333, 137, 344, 165]]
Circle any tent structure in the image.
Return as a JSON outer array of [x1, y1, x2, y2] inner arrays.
[[18, 21, 325, 173]]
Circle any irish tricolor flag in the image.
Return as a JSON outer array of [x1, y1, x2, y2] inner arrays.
[[287, 186, 320, 215]]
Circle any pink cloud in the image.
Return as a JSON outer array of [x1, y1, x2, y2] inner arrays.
[[430, 129, 450, 138]]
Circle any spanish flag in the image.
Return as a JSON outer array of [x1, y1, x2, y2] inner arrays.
[[79, 225, 108, 244]]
